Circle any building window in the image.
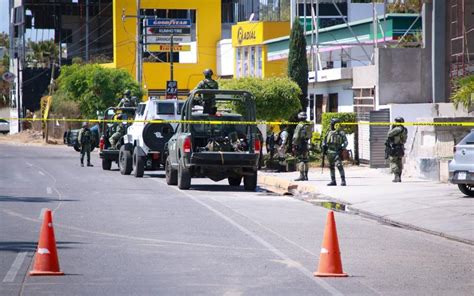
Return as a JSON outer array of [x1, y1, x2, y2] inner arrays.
[[222, 0, 235, 23], [315, 94, 323, 124], [236, 45, 263, 78], [236, 48, 242, 78], [329, 93, 338, 112]]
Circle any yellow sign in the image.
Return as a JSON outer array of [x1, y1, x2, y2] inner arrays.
[[147, 44, 191, 52], [232, 22, 264, 47]]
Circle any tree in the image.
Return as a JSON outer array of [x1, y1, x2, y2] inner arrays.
[[287, 18, 308, 110], [219, 77, 301, 121], [54, 64, 142, 119], [27, 40, 58, 68], [451, 75, 474, 112]]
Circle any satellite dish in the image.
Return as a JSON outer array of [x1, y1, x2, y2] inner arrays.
[[2, 71, 16, 83]]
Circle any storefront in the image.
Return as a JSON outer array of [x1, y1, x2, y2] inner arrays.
[[231, 21, 290, 78]]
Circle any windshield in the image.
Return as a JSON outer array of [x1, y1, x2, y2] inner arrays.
[[460, 131, 474, 145], [157, 102, 175, 115], [177, 102, 185, 115]]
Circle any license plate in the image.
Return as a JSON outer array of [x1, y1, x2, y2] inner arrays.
[[458, 172, 467, 180]]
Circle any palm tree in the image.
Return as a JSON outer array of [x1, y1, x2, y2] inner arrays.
[[28, 40, 58, 68]]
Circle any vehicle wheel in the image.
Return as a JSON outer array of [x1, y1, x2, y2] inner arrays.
[[102, 158, 112, 170], [244, 171, 258, 191], [119, 145, 132, 175], [133, 147, 145, 178], [228, 176, 242, 186], [165, 158, 178, 185], [177, 160, 191, 190], [458, 184, 474, 197], [73, 144, 81, 152]]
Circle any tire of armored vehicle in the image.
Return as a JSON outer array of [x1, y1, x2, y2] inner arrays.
[[119, 144, 133, 175]]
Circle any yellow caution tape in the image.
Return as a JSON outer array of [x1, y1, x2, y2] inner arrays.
[[1, 117, 473, 127]]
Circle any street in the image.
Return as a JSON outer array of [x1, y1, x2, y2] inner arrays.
[[0, 143, 473, 295]]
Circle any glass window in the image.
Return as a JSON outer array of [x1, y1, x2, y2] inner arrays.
[[250, 47, 256, 77], [243, 47, 249, 77], [329, 93, 338, 113], [236, 48, 242, 78], [177, 102, 185, 115], [257, 46, 262, 77], [157, 102, 175, 115]]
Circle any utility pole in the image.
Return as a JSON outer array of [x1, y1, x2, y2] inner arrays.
[[170, 34, 174, 82], [136, 0, 142, 86], [85, 0, 89, 62]]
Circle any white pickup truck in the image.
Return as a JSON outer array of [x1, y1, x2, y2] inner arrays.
[[119, 98, 183, 177]]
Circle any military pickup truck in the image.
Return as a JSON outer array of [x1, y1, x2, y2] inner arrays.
[[165, 90, 261, 190]]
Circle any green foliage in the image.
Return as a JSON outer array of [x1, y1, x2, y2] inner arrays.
[[288, 18, 308, 109], [54, 64, 142, 119], [387, 0, 422, 13], [51, 92, 82, 119], [27, 40, 58, 68], [219, 77, 301, 121], [0, 65, 9, 108], [451, 75, 474, 111], [1, 32, 9, 68], [321, 112, 357, 140]]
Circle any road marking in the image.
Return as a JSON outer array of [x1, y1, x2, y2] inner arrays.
[[25, 162, 33, 167], [46, 187, 52, 195], [151, 179, 344, 296], [2, 252, 27, 283], [38, 171, 45, 176]]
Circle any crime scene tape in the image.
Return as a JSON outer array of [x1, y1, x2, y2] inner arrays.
[[1, 117, 474, 127]]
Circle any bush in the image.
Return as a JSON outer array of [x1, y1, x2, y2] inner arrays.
[[451, 75, 474, 111], [51, 93, 81, 119], [321, 112, 356, 140], [219, 77, 302, 121]]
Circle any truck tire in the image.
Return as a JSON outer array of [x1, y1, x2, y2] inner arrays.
[[133, 147, 145, 178], [244, 171, 257, 191], [458, 184, 474, 197], [165, 158, 177, 185], [228, 176, 242, 186], [102, 158, 112, 170], [119, 145, 132, 175], [177, 160, 191, 190]]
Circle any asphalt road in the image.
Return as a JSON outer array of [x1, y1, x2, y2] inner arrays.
[[0, 143, 473, 296]]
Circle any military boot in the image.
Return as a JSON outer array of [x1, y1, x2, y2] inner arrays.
[[340, 177, 346, 186], [81, 163, 84, 167], [87, 162, 94, 167], [295, 172, 305, 181], [304, 171, 309, 181], [392, 173, 401, 183], [327, 177, 337, 186]]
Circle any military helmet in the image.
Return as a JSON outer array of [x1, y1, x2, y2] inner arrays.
[[203, 68, 213, 78], [82, 121, 88, 128], [394, 117, 404, 123], [297, 112, 307, 120], [330, 118, 341, 125], [124, 89, 131, 96]]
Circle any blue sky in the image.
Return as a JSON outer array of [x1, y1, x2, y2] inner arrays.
[[1, 1, 9, 33]]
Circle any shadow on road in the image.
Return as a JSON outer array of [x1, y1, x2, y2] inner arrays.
[[0, 241, 83, 253], [0, 196, 79, 203]]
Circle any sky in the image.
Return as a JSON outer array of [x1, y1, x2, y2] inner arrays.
[[1, 1, 9, 34]]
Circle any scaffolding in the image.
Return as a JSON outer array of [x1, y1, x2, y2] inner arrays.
[[449, 0, 471, 80]]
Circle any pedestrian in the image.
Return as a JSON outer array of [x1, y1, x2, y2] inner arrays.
[[78, 122, 93, 167], [322, 118, 347, 186], [276, 125, 289, 172], [292, 112, 313, 181], [193, 69, 218, 114], [386, 117, 408, 182]]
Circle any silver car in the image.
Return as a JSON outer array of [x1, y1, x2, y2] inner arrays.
[[449, 129, 474, 197], [0, 119, 9, 134]]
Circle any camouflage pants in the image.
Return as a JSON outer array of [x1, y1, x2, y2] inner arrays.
[[109, 132, 122, 149], [390, 156, 403, 174], [296, 147, 309, 174], [80, 144, 91, 164], [327, 152, 345, 179]]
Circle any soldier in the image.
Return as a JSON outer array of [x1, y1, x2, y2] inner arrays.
[[323, 118, 348, 186], [276, 125, 289, 172], [386, 117, 408, 182], [193, 69, 218, 114], [109, 114, 126, 149], [266, 128, 276, 160], [292, 112, 313, 181], [117, 90, 136, 108], [78, 122, 93, 167]]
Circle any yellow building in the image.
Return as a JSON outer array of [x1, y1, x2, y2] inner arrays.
[[108, 0, 221, 97], [231, 21, 290, 78]]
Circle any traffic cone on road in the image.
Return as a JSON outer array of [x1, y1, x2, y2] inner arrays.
[[314, 211, 348, 277], [29, 209, 64, 276]]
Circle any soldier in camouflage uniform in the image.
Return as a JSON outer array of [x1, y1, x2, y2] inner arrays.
[[117, 90, 136, 108], [276, 126, 289, 172], [386, 117, 408, 182], [194, 69, 218, 114], [292, 112, 313, 181], [323, 118, 348, 186], [78, 122, 93, 167], [109, 114, 126, 149]]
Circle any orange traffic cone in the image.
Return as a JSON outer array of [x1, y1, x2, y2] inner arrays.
[[314, 211, 348, 277], [29, 209, 64, 276]]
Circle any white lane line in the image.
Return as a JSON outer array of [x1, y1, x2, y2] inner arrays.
[[38, 171, 45, 176], [2, 252, 27, 283], [25, 162, 33, 167], [151, 179, 344, 296], [39, 208, 47, 219], [46, 187, 53, 195]]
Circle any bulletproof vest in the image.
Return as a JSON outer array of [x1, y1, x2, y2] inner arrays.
[[201, 79, 218, 89], [81, 129, 92, 144], [390, 127, 408, 145], [326, 130, 344, 151]]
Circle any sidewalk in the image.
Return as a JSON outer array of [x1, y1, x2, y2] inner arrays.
[[258, 166, 474, 245]]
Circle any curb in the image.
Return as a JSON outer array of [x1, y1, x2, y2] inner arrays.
[[258, 174, 474, 246]]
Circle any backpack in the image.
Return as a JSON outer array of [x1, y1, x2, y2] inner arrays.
[[81, 129, 92, 145]]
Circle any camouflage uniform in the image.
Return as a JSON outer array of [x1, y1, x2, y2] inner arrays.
[[109, 122, 125, 149], [292, 112, 313, 181], [323, 119, 348, 186], [386, 118, 408, 182], [276, 128, 289, 172], [78, 123, 93, 167], [194, 69, 218, 114], [117, 90, 136, 108]]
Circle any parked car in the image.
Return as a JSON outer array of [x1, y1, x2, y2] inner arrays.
[[165, 89, 260, 190], [0, 119, 9, 134], [63, 124, 100, 151], [448, 129, 474, 197]]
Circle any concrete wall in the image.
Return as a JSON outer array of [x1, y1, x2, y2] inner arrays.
[[376, 48, 432, 106], [352, 65, 376, 88], [216, 39, 234, 77], [310, 80, 353, 113]]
